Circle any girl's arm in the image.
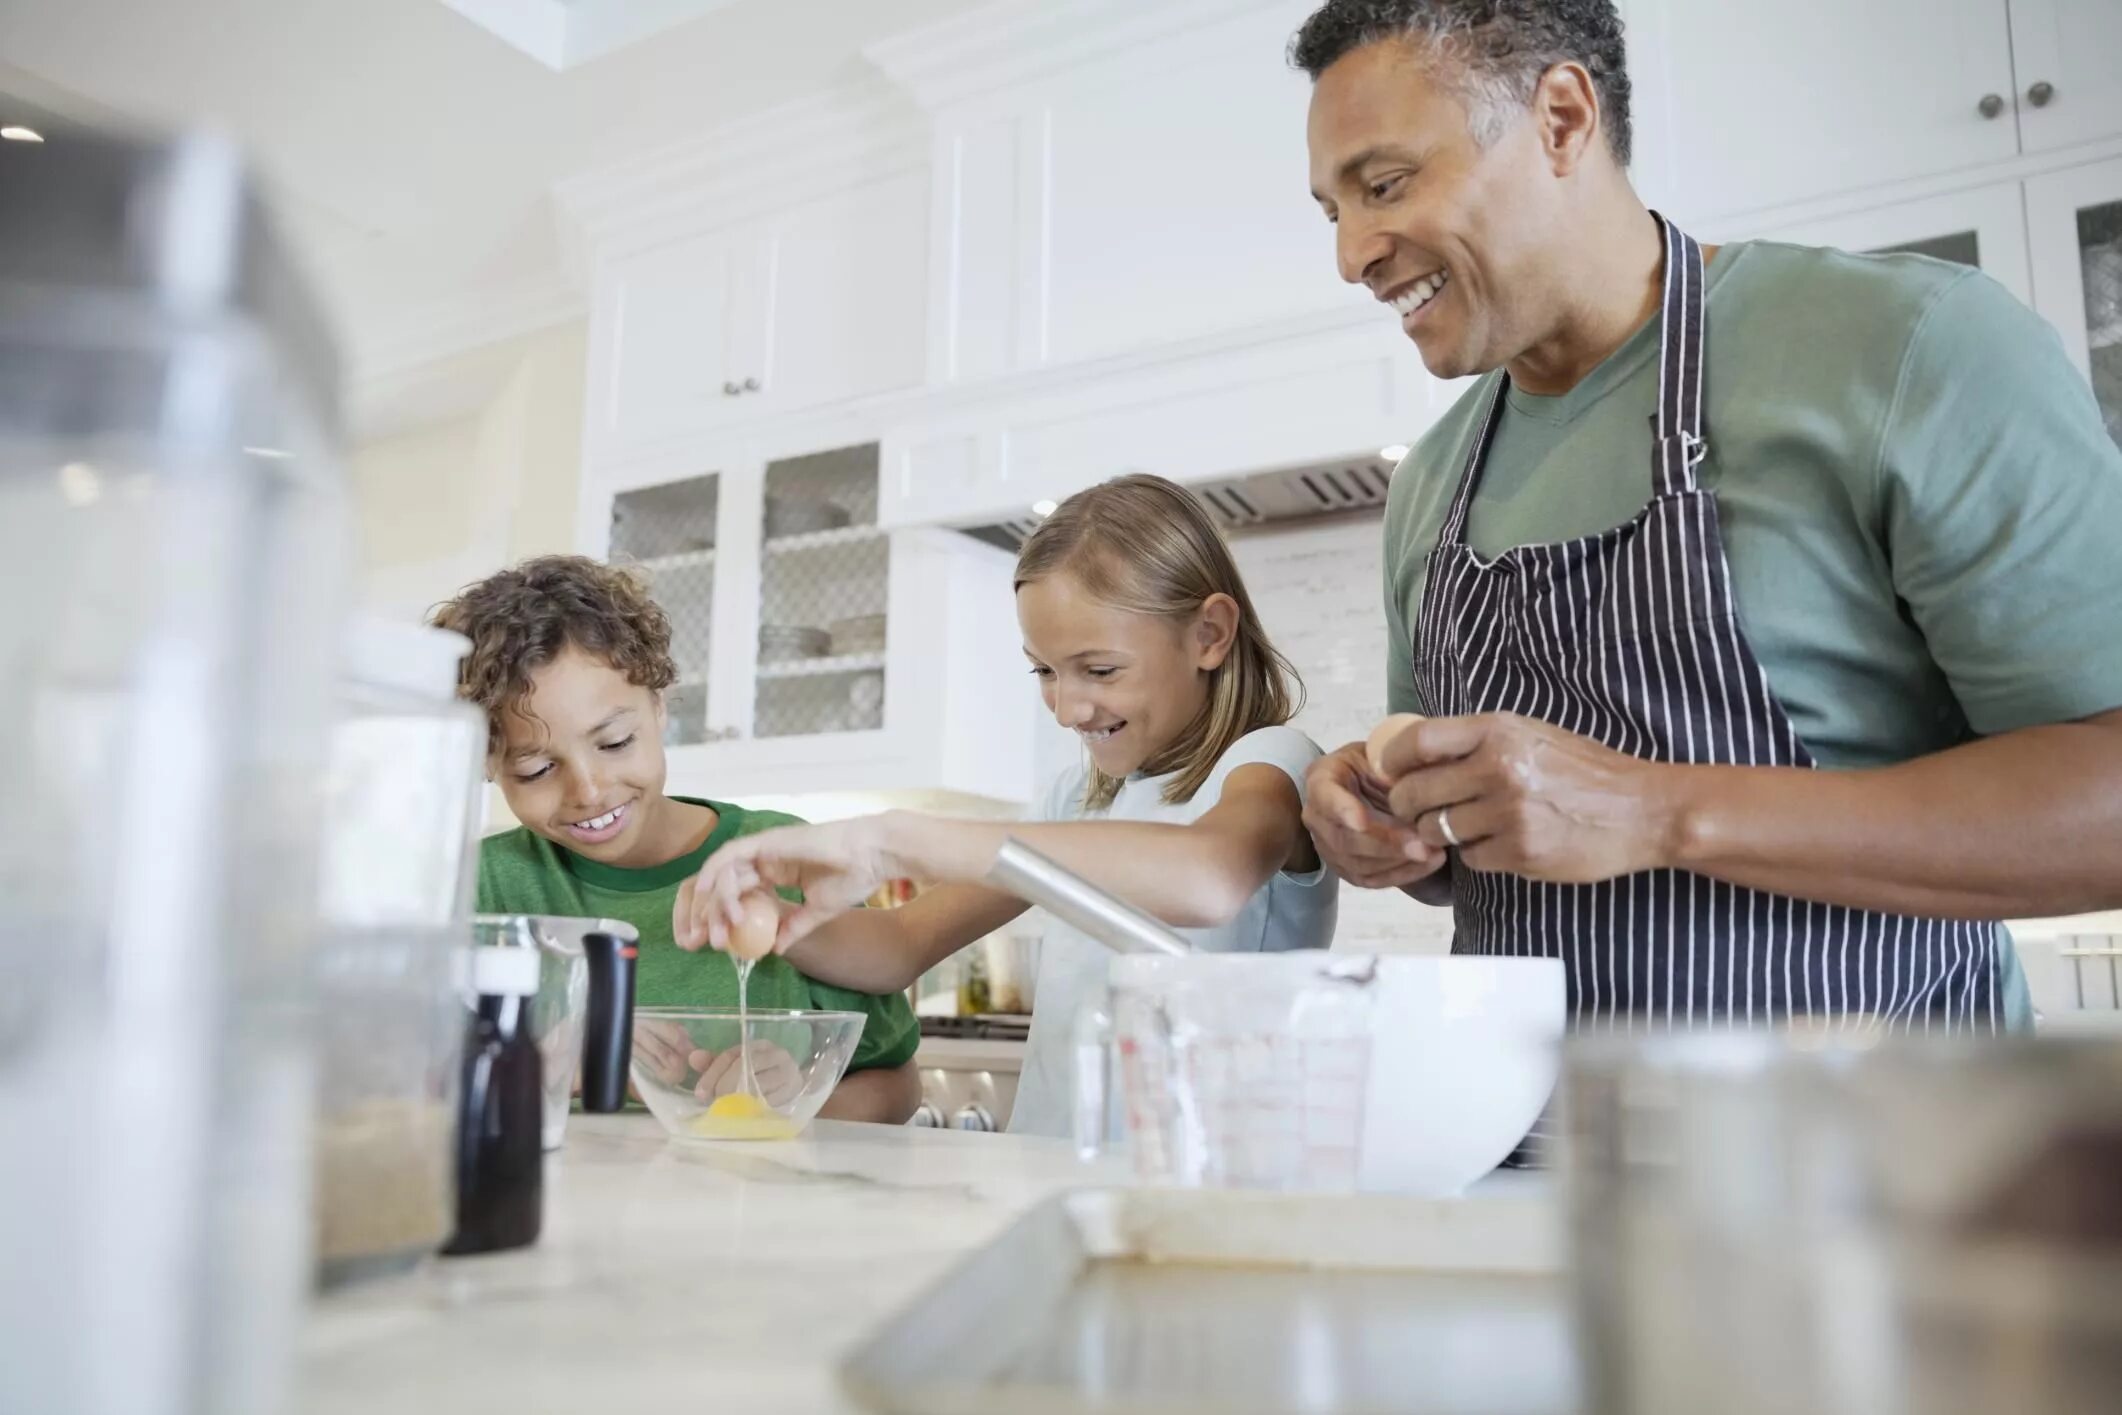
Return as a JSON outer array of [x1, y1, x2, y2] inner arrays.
[[676, 764, 1313, 957], [779, 882, 1030, 994]]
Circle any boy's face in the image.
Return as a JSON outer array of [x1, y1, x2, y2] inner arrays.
[[494, 644, 670, 867]]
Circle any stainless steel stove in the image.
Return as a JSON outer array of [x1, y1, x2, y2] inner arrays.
[[911, 1016, 1027, 1131]]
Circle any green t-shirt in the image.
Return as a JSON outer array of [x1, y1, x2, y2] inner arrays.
[[476, 797, 919, 1072], [1384, 240, 2122, 765]]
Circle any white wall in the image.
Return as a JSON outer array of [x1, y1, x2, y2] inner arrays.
[[349, 321, 589, 620]]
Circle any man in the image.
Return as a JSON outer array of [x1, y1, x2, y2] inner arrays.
[[1294, 0, 2122, 1030]]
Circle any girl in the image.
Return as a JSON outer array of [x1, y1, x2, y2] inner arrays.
[[433, 555, 921, 1123], [674, 474, 1336, 1137]]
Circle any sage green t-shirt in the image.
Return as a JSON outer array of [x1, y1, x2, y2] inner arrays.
[[1384, 240, 2122, 764], [475, 797, 919, 1072]]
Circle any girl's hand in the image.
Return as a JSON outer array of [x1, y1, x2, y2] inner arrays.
[[673, 817, 901, 955]]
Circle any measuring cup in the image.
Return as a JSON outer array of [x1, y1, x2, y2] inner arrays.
[[1076, 953, 1567, 1196]]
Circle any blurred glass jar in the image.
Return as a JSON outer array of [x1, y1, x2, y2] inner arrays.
[[1, 128, 349, 1415], [311, 618, 484, 1286]]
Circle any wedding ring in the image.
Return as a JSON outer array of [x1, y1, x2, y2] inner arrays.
[[1437, 808, 1461, 849]]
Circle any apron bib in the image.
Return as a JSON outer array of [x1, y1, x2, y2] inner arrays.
[[1412, 217, 2000, 1034]]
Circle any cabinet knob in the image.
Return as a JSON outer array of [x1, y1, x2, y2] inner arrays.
[[1977, 92, 2005, 119], [742, 377, 761, 393], [2026, 81, 2055, 108], [722, 381, 740, 396]]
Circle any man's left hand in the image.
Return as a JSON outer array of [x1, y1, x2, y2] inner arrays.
[[1370, 712, 1679, 883]]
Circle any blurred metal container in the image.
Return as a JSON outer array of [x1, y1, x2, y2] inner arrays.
[[0, 126, 348, 1415], [1562, 1030, 2122, 1415]]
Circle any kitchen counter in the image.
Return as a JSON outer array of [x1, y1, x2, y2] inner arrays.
[[300, 1115, 1127, 1414]]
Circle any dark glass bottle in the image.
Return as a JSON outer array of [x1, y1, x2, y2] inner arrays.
[[442, 946, 542, 1256]]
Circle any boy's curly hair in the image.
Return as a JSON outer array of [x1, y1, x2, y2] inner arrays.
[[429, 555, 677, 754]]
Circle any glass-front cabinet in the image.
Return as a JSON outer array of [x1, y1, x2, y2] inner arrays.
[[591, 440, 1037, 807], [2028, 157, 2122, 454], [608, 472, 719, 747]]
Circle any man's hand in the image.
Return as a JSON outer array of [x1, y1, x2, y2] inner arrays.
[[1372, 712, 1677, 883], [1302, 740, 1449, 890]]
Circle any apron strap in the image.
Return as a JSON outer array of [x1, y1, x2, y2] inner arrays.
[[1438, 213, 1710, 549], [1438, 376, 1509, 547], [1651, 213, 1709, 498]]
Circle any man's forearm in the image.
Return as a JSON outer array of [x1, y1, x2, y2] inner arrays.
[[1658, 711, 2122, 918]]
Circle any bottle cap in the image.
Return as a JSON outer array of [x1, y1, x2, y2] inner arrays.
[[467, 944, 541, 998]]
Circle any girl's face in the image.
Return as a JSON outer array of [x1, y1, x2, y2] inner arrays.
[[1017, 570, 1238, 781], [493, 645, 671, 868]]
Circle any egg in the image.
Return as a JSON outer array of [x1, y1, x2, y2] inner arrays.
[[1366, 713, 1427, 779], [726, 890, 780, 962]]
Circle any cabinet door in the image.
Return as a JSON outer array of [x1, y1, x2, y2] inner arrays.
[[2027, 157, 2122, 454], [2006, 0, 2122, 154], [605, 472, 727, 746], [1624, 0, 2020, 225], [1736, 182, 2033, 305], [749, 172, 929, 416], [596, 230, 748, 455], [952, 0, 1367, 374], [748, 443, 892, 744]]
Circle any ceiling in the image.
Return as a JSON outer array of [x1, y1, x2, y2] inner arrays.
[[0, 0, 992, 395]]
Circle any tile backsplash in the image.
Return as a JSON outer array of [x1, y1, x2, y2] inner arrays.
[[1229, 514, 1456, 955]]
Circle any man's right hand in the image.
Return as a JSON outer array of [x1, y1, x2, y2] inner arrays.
[[1303, 740, 1450, 893]]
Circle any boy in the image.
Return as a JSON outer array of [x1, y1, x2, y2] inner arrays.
[[432, 555, 921, 1122]]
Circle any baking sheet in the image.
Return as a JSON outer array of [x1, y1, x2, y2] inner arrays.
[[840, 1186, 1577, 1415]]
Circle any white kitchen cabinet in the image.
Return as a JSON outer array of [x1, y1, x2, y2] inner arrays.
[[748, 172, 931, 419], [1727, 181, 2034, 305], [2008, 0, 2122, 155], [585, 171, 929, 468], [2027, 156, 2122, 452], [905, 0, 1369, 386], [589, 441, 1039, 807], [595, 230, 760, 457], [1625, 0, 2022, 225]]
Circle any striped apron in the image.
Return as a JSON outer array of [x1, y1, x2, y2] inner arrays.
[[1412, 217, 2000, 1037]]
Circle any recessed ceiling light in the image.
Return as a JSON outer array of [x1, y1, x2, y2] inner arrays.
[[58, 462, 101, 507], [1379, 444, 1411, 462], [1031, 499, 1058, 517], [1, 126, 45, 144]]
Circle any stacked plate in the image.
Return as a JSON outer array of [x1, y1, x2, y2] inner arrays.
[[758, 625, 831, 662], [763, 495, 851, 539], [829, 613, 887, 656]]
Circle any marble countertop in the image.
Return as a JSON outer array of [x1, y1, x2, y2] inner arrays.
[[299, 1115, 1126, 1414]]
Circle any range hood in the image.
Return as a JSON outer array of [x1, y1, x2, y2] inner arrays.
[[965, 453, 1399, 551]]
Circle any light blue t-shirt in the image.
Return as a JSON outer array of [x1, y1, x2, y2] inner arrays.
[[1009, 724, 1338, 1137]]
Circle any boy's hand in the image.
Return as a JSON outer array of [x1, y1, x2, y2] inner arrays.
[[689, 1040, 803, 1107], [631, 1018, 698, 1087]]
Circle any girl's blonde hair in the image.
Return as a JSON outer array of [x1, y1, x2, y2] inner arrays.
[[1015, 474, 1303, 812]]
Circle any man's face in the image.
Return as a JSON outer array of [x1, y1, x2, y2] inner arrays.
[[1306, 38, 1558, 380]]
